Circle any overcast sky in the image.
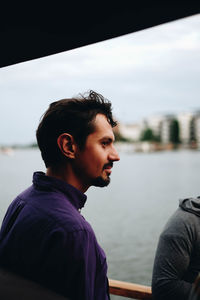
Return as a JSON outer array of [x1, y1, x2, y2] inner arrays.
[[0, 14, 200, 145]]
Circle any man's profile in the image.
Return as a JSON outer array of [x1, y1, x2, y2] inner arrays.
[[0, 90, 120, 300]]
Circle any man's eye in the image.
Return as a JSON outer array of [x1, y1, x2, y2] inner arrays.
[[102, 141, 108, 146]]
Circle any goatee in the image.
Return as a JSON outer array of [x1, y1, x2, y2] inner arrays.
[[91, 176, 110, 187]]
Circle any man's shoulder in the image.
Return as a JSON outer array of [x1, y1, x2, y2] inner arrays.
[[4, 185, 93, 237], [2, 186, 33, 219], [168, 206, 200, 228], [160, 207, 200, 243]]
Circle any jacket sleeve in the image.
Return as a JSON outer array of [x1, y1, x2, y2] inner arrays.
[[43, 228, 109, 300], [152, 211, 195, 300]]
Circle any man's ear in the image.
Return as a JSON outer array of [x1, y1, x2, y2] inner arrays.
[[57, 133, 77, 159]]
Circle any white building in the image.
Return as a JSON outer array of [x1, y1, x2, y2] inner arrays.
[[160, 116, 174, 144], [118, 123, 142, 141], [195, 113, 200, 149], [118, 110, 200, 148], [177, 112, 194, 145], [143, 114, 175, 144], [144, 115, 163, 137]]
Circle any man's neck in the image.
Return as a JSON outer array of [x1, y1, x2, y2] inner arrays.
[[46, 165, 89, 193]]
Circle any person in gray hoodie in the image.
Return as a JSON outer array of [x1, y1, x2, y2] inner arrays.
[[152, 197, 200, 300]]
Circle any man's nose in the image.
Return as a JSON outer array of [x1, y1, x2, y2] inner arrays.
[[109, 146, 120, 162]]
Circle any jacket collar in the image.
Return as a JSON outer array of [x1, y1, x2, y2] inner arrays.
[[33, 171, 87, 210]]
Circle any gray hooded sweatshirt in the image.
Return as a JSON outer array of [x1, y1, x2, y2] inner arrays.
[[152, 197, 200, 300]]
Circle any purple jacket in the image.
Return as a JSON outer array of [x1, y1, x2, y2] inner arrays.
[[0, 172, 110, 300]]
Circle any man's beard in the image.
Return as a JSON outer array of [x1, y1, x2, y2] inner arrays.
[[91, 175, 110, 187], [91, 162, 113, 187]]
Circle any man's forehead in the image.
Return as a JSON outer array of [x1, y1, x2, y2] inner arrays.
[[94, 114, 111, 127], [90, 118, 114, 141], [93, 114, 113, 129], [89, 131, 115, 142]]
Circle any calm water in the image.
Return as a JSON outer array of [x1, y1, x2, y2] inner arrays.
[[1, 148, 200, 299]]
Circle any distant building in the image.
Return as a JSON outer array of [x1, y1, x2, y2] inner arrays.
[[143, 114, 177, 144], [143, 115, 163, 138], [116, 109, 200, 149], [177, 112, 194, 145], [160, 115, 175, 144], [118, 123, 142, 141], [194, 113, 200, 149]]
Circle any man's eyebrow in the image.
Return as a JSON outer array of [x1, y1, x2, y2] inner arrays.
[[100, 136, 114, 142]]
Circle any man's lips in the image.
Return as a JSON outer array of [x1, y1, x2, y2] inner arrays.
[[103, 162, 113, 169], [103, 162, 113, 174], [105, 169, 112, 175]]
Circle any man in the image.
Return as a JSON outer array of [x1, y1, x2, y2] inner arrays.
[[0, 90, 120, 300], [152, 197, 200, 300]]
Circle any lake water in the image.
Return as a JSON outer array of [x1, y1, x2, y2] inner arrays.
[[1, 148, 200, 299]]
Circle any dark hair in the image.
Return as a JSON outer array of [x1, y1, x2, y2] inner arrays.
[[36, 90, 117, 167]]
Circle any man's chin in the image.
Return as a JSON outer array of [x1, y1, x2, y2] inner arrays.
[[91, 176, 110, 187]]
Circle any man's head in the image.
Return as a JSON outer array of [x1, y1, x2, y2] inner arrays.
[[36, 90, 120, 191]]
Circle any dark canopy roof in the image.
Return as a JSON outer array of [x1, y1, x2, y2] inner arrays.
[[1, 2, 199, 68]]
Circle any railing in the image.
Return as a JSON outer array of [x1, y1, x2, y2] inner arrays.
[[109, 279, 152, 299]]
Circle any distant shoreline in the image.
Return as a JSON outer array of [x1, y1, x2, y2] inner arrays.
[[1, 141, 199, 155]]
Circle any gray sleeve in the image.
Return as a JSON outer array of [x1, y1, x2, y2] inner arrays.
[[152, 211, 195, 300]]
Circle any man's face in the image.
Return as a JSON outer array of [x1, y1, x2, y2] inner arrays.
[[74, 114, 120, 190]]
